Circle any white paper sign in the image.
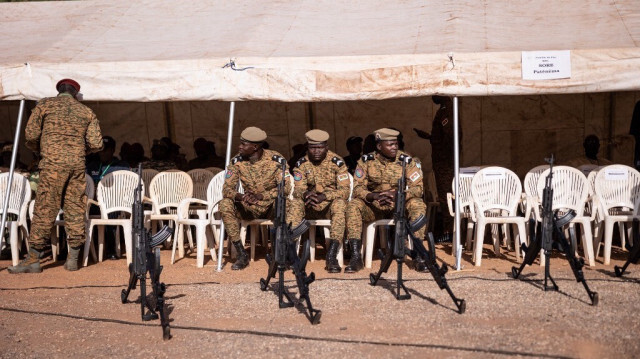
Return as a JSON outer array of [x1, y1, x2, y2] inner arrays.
[[483, 169, 506, 180], [605, 168, 628, 180], [522, 50, 571, 80]]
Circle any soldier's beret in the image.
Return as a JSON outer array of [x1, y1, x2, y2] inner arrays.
[[56, 78, 80, 92], [240, 127, 267, 143], [374, 128, 399, 141], [305, 129, 329, 144]]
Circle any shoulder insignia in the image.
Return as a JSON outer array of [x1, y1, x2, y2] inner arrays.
[[331, 156, 344, 167], [231, 155, 243, 164], [271, 155, 286, 165], [295, 157, 307, 168], [361, 153, 374, 162], [398, 154, 412, 164]]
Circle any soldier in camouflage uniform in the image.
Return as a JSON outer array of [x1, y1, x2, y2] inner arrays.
[[288, 130, 350, 273], [218, 127, 291, 270], [9, 79, 103, 274], [345, 128, 428, 273], [141, 139, 178, 172]]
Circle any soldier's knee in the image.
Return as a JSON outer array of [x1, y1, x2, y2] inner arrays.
[[331, 198, 347, 211], [218, 198, 234, 213]]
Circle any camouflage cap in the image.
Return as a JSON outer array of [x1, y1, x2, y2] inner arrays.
[[374, 128, 399, 141], [305, 129, 329, 144], [240, 127, 267, 143]]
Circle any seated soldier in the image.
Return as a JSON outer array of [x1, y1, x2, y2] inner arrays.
[[218, 127, 291, 270], [564, 134, 613, 167], [345, 128, 428, 273], [288, 130, 350, 273]]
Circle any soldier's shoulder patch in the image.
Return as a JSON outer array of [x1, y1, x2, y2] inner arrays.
[[231, 155, 243, 164], [337, 173, 349, 182], [355, 167, 364, 178], [409, 170, 421, 183], [225, 169, 233, 179], [361, 153, 374, 162], [331, 156, 345, 167], [293, 171, 303, 181], [295, 157, 307, 168]]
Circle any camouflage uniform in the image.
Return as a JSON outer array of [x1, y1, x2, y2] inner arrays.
[[141, 159, 177, 172], [25, 93, 103, 250], [219, 149, 291, 243], [288, 150, 350, 241], [346, 150, 426, 240]]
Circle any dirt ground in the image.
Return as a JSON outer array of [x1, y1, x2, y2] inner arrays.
[[0, 241, 638, 359]]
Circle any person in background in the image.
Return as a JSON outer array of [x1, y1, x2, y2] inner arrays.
[[288, 143, 307, 173], [343, 136, 363, 175], [141, 138, 177, 171], [10, 78, 103, 274], [128, 142, 147, 169], [119, 142, 132, 165], [86, 136, 130, 185], [362, 134, 376, 155], [565, 134, 613, 167], [188, 137, 224, 170], [0, 143, 27, 172]]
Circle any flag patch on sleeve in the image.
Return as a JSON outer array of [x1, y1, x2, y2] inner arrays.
[[409, 171, 421, 182]]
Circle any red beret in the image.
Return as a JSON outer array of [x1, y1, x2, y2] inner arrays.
[[56, 78, 80, 92]]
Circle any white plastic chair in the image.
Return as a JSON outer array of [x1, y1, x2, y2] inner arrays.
[[0, 173, 31, 266], [175, 171, 224, 267], [141, 168, 158, 197], [148, 171, 194, 256], [307, 173, 353, 268], [470, 167, 528, 266], [594, 165, 640, 265], [446, 168, 480, 252], [83, 170, 140, 266], [187, 169, 214, 201], [205, 167, 224, 175], [536, 166, 596, 266]]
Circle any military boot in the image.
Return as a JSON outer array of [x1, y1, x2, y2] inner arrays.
[[64, 246, 81, 271], [414, 255, 429, 273], [344, 239, 363, 273], [8, 247, 43, 274], [325, 239, 341, 273], [231, 241, 249, 270]]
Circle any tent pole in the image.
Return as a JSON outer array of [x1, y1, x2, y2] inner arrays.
[[216, 101, 235, 272], [453, 96, 462, 270], [0, 99, 25, 255]]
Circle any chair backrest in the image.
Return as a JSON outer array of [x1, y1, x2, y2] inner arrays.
[[149, 171, 193, 212], [471, 166, 522, 215], [594, 164, 640, 214], [97, 170, 141, 217], [188, 169, 214, 201], [536, 166, 589, 216], [207, 171, 226, 214], [141, 168, 159, 196], [0, 173, 31, 218], [85, 173, 96, 200], [451, 167, 482, 212], [205, 167, 224, 175], [578, 164, 599, 177], [523, 165, 548, 200]]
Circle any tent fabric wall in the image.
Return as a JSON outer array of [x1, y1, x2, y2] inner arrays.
[[1, 0, 640, 101]]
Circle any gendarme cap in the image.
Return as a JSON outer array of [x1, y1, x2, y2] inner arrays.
[[374, 128, 399, 141], [240, 127, 267, 143], [56, 78, 81, 92], [305, 129, 329, 144]]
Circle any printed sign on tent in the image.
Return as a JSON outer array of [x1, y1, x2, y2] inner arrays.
[[522, 50, 571, 80], [605, 168, 628, 180]]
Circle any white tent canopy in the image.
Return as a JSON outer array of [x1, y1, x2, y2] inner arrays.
[[1, 0, 640, 102]]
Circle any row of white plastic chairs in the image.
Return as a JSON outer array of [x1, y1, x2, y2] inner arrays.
[[445, 164, 639, 267]]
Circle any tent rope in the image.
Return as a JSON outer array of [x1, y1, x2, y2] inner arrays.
[[222, 59, 254, 71]]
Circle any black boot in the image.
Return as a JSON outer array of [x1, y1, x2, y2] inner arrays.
[[344, 239, 363, 273], [231, 241, 249, 270], [414, 255, 428, 273], [325, 239, 341, 273]]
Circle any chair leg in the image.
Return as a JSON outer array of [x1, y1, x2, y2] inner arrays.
[[603, 220, 615, 266], [83, 223, 95, 267], [115, 226, 121, 258], [51, 228, 59, 262], [196, 223, 206, 268], [580, 221, 595, 267], [9, 222, 19, 266], [516, 222, 527, 263], [619, 222, 627, 252], [98, 225, 105, 262], [365, 224, 376, 269], [466, 221, 474, 249], [171, 224, 181, 264], [309, 226, 316, 262], [123, 223, 132, 266], [474, 222, 486, 266], [250, 225, 257, 262]]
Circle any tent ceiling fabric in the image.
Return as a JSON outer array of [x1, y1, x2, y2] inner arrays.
[[1, 0, 640, 101]]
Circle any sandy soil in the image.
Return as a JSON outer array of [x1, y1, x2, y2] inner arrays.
[[0, 241, 638, 359]]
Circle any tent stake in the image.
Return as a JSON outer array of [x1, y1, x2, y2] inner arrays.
[[216, 101, 236, 272], [453, 96, 462, 270], [0, 99, 25, 256]]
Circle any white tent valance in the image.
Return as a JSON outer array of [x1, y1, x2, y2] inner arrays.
[[1, 0, 640, 101]]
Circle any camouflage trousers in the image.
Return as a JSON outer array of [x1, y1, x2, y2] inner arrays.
[[219, 198, 280, 243], [30, 166, 87, 249], [287, 198, 347, 241], [433, 163, 454, 235], [346, 198, 426, 239]]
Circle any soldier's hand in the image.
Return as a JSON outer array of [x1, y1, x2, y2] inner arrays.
[[413, 128, 431, 140], [243, 192, 260, 205], [304, 191, 317, 207], [315, 193, 327, 204]]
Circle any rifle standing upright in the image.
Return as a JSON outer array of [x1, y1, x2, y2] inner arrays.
[[260, 156, 321, 324], [512, 155, 598, 305], [121, 164, 174, 339], [369, 155, 466, 313]]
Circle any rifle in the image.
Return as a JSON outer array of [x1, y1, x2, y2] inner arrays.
[[512, 155, 598, 305], [369, 155, 466, 314], [259, 156, 321, 325], [615, 218, 640, 277], [121, 164, 174, 339]]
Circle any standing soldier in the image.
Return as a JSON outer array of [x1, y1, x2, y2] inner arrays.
[[345, 128, 428, 273], [9, 79, 103, 274], [218, 127, 291, 270], [288, 130, 350, 273]]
